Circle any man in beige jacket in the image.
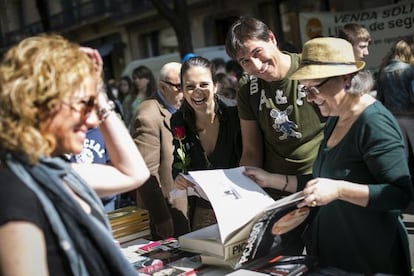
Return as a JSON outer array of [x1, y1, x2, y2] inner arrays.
[[131, 62, 189, 239]]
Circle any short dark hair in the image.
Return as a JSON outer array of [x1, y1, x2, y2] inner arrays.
[[225, 17, 272, 60], [337, 23, 371, 45], [181, 56, 217, 84]]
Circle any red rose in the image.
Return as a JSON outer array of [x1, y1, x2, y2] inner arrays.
[[173, 126, 186, 140]]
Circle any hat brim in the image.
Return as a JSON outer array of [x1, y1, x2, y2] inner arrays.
[[290, 60, 365, 80]]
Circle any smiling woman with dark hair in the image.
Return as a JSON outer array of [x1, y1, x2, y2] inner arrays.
[[171, 56, 242, 231]]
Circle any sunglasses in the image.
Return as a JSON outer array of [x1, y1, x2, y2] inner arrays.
[[300, 77, 332, 96], [64, 95, 97, 116], [161, 80, 181, 90]]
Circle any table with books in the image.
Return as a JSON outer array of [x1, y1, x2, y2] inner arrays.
[[120, 237, 233, 275], [117, 167, 318, 275], [120, 237, 314, 276]]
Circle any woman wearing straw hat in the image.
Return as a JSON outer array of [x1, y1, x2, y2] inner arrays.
[[244, 37, 412, 274]]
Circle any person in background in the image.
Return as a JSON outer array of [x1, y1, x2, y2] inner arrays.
[[0, 34, 149, 275], [123, 65, 157, 127], [337, 23, 376, 98], [212, 57, 227, 74], [377, 37, 414, 187], [215, 72, 237, 106], [225, 16, 325, 255], [131, 62, 190, 239], [172, 56, 242, 231], [117, 75, 133, 105], [245, 37, 412, 275], [105, 79, 125, 121], [70, 127, 118, 212], [106, 78, 119, 99], [225, 59, 244, 88], [337, 23, 371, 61], [182, 52, 196, 63]]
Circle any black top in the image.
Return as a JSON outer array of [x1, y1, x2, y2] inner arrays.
[[0, 164, 105, 275], [171, 100, 241, 175], [0, 166, 73, 275], [171, 99, 242, 208]]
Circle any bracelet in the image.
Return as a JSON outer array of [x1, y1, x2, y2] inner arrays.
[[98, 100, 115, 122], [281, 175, 289, 192]]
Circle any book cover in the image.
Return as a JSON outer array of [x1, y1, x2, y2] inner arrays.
[[237, 204, 310, 268], [253, 255, 316, 276], [150, 255, 202, 276], [122, 247, 164, 274], [167, 255, 203, 271], [177, 167, 308, 268], [259, 263, 308, 276], [151, 266, 196, 276], [122, 238, 203, 275], [132, 238, 198, 265], [131, 256, 164, 274]]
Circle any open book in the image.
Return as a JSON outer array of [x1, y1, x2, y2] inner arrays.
[[177, 167, 308, 268]]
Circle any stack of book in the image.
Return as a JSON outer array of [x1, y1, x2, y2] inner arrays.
[[177, 167, 308, 269], [107, 206, 151, 243]]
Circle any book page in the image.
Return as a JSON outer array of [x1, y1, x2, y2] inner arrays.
[[188, 167, 275, 243], [180, 224, 221, 241]]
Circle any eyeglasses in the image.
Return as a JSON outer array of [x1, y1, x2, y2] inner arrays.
[[64, 95, 97, 116], [300, 78, 332, 96], [161, 80, 181, 90]]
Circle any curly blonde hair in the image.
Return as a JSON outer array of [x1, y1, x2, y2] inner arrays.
[[0, 34, 97, 164]]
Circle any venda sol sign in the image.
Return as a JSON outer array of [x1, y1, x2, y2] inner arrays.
[[298, 1, 414, 71]]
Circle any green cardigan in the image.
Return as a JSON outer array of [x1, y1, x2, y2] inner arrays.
[[306, 101, 412, 275]]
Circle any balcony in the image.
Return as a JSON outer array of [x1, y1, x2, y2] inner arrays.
[[1, 0, 155, 49]]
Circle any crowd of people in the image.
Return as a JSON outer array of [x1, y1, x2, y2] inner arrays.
[[0, 14, 413, 276]]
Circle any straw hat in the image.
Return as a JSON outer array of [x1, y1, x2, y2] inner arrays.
[[290, 37, 365, 80]]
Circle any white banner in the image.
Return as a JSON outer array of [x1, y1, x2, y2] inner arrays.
[[298, 1, 414, 71]]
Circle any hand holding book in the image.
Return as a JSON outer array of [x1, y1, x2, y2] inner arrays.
[[177, 167, 308, 269], [174, 173, 195, 190], [243, 166, 296, 193]]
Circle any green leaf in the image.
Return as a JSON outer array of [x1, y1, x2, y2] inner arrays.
[[184, 156, 191, 166], [174, 163, 183, 170], [177, 148, 186, 160]]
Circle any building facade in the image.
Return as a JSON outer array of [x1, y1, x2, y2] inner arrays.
[[0, 0, 396, 80]]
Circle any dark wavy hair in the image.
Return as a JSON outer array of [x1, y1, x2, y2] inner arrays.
[[131, 65, 156, 98], [225, 16, 272, 60], [179, 56, 229, 133]]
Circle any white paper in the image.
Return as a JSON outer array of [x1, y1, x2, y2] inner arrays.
[[188, 167, 275, 243]]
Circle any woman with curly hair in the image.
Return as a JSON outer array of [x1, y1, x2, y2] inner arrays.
[[0, 34, 149, 275]]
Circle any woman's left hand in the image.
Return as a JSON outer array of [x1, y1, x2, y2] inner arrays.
[[80, 47, 103, 77], [174, 174, 195, 190], [243, 166, 273, 188], [298, 178, 343, 208]]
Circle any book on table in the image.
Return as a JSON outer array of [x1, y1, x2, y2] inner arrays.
[[121, 237, 202, 275], [225, 255, 314, 276], [177, 166, 310, 269]]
